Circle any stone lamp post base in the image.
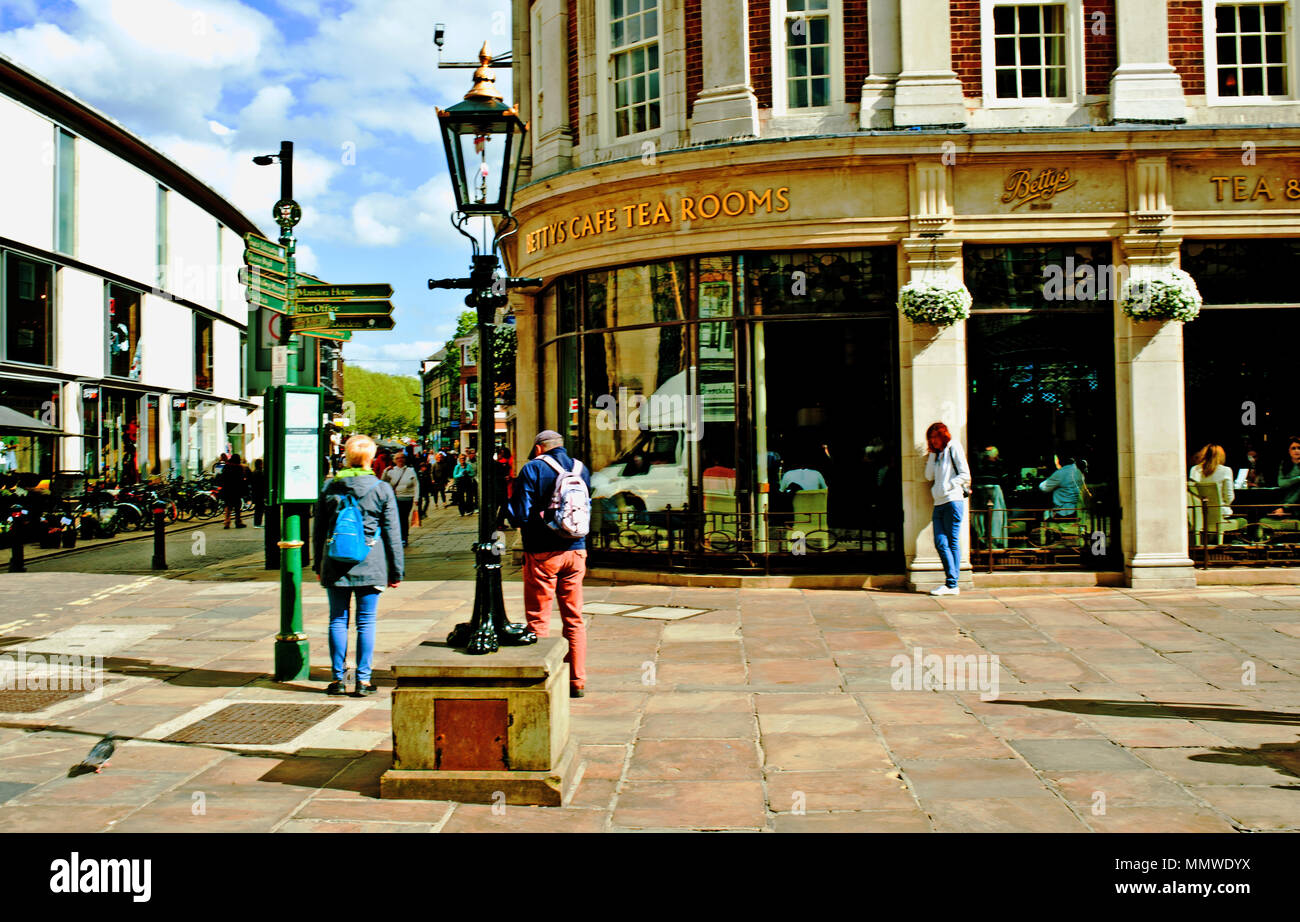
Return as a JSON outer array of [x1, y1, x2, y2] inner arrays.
[[380, 637, 580, 806]]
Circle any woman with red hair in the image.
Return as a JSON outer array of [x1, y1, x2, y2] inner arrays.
[[924, 422, 971, 595]]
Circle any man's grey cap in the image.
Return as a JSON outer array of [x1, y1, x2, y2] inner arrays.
[[534, 430, 563, 444]]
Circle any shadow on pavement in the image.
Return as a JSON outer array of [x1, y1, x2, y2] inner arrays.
[[1000, 698, 1300, 725]]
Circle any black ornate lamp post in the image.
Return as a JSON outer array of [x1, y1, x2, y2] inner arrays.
[[429, 43, 541, 655]]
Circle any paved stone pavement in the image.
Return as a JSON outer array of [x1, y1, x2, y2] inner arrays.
[[0, 503, 1297, 833]]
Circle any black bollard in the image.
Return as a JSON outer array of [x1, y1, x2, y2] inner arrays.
[[264, 502, 280, 569], [7, 508, 26, 573], [151, 504, 167, 570]]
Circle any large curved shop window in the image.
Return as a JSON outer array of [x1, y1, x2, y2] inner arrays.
[[539, 248, 900, 570], [1182, 239, 1300, 540], [965, 243, 1120, 568]]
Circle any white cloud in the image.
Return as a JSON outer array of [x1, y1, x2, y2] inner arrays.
[[351, 193, 404, 246], [0, 0, 279, 137], [343, 338, 440, 373], [294, 241, 320, 275]]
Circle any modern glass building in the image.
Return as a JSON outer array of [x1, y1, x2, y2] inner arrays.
[[0, 55, 327, 485]]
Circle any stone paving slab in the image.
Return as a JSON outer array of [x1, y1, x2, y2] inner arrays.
[[1, 501, 1299, 832]]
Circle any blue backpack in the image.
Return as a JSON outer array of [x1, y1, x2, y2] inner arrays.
[[326, 480, 380, 566]]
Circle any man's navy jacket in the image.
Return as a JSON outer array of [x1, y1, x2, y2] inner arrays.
[[508, 446, 591, 553]]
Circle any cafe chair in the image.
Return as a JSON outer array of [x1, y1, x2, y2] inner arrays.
[[702, 491, 739, 551], [1188, 481, 1248, 546], [792, 489, 831, 550]]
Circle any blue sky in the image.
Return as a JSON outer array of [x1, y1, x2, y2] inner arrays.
[[0, 0, 515, 374]]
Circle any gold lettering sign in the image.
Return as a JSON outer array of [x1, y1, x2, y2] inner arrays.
[[526, 186, 791, 255], [1208, 174, 1300, 202], [1001, 168, 1078, 210]]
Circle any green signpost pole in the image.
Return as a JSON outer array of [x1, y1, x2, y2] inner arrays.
[[272, 143, 310, 683]]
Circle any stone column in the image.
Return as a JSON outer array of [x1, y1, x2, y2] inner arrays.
[[529, 0, 574, 177], [899, 165, 969, 589], [860, 0, 901, 128], [691, 0, 760, 142], [892, 0, 966, 128], [1114, 165, 1195, 587], [1110, 0, 1187, 123]]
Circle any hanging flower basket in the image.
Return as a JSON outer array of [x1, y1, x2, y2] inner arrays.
[[1119, 268, 1202, 322], [898, 279, 973, 326]]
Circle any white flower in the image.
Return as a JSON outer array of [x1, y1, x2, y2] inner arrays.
[[1119, 268, 1202, 322], [898, 279, 973, 326]]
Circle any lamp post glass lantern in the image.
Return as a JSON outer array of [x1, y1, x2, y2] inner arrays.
[[434, 41, 537, 655], [437, 43, 527, 217]]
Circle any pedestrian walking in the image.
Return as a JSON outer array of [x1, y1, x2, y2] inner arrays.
[[248, 458, 267, 528], [509, 430, 592, 698], [435, 451, 454, 506], [312, 434, 404, 697], [220, 454, 247, 528], [453, 452, 477, 516], [383, 452, 419, 546], [923, 421, 970, 596], [416, 459, 434, 519]]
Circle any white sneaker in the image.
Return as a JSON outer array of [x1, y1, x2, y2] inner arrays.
[[929, 585, 959, 596]]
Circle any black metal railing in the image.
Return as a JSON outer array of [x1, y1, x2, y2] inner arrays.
[[1188, 502, 1300, 568], [969, 503, 1122, 571], [588, 504, 901, 573]]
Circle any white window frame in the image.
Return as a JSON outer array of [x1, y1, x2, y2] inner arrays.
[[980, 0, 1084, 107], [596, 0, 664, 146], [769, 0, 846, 116], [1203, 0, 1299, 105]]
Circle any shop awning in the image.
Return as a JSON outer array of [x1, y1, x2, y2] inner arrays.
[[0, 404, 98, 438]]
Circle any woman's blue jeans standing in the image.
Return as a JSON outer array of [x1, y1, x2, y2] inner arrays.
[[326, 586, 380, 683], [932, 500, 964, 589]]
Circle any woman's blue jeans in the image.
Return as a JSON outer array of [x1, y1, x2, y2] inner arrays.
[[932, 500, 964, 588], [326, 586, 380, 683]]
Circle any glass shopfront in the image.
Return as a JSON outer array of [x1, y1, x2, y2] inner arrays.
[[188, 400, 220, 475], [81, 386, 100, 478], [540, 248, 900, 572], [1182, 239, 1300, 561], [964, 243, 1120, 568], [100, 388, 141, 485], [0, 378, 59, 477]]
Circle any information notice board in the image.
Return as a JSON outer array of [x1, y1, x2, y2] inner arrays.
[[268, 385, 326, 505]]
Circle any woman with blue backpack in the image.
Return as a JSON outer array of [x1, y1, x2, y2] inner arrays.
[[312, 434, 404, 696]]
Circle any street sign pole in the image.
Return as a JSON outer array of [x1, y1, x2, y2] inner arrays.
[[273, 146, 310, 683]]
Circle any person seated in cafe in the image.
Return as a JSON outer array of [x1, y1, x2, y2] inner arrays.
[[1271, 436, 1300, 515], [1189, 443, 1234, 516], [701, 452, 737, 494], [780, 458, 828, 494], [1038, 447, 1087, 518]]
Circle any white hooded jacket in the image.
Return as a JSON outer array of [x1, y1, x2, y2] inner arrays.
[[925, 440, 971, 505]]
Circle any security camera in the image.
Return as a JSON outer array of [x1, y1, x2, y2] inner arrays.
[[252, 155, 275, 165]]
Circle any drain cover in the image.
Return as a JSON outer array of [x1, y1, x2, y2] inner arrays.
[[163, 703, 341, 745], [607, 605, 709, 621], [0, 688, 100, 713]]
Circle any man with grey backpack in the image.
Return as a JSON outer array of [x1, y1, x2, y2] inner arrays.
[[509, 430, 592, 698]]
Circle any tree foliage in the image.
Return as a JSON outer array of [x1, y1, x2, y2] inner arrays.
[[434, 309, 517, 407], [343, 365, 422, 439]]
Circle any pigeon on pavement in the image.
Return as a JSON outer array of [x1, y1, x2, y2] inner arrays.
[[70, 733, 117, 776]]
